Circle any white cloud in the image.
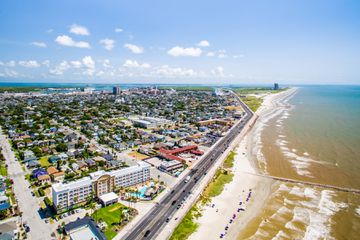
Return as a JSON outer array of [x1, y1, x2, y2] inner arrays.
[[42, 60, 50, 67], [218, 49, 227, 58], [123, 59, 151, 69], [4, 68, 18, 77], [82, 56, 95, 76], [70, 61, 82, 68], [55, 35, 90, 48], [167, 46, 202, 57], [207, 52, 215, 57], [115, 28, 123, 33], [141, 63, 151, 69], [211, 66, 225, 77], [18, 60, 41, 68], [124, 43, 143, 54], [69, 24, 90, 36], [0, 60, 16, 67], [49, 61, 70, 75], [31, 41, 47, 48], [198, 40, 210, 47], [155, 65, 197, 77], [102, 59, 111, 68], [100, 38, 115, 50]]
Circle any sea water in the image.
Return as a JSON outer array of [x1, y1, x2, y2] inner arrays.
[[239, 86, 360, 240]]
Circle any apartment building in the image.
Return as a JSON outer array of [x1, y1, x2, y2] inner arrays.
[[52, 162, 151, 212]]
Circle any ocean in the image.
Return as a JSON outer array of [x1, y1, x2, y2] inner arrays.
[[240, 86, 360, 240]]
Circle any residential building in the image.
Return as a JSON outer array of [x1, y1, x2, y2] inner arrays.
[[0, 195, 10, 211], [37, 174, 51, 184]]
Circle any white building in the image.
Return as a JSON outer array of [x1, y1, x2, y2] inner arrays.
[[52, 162, 150, 212]]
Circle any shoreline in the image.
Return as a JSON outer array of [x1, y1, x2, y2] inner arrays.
[[188, 88, 297, 240]]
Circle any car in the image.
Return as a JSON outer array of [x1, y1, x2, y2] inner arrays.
[[45, 219, 49, 223], [171, 200, 177, 205], [31, 192, 35, 197], [144, 230, 151, 237], [171, 190, 175, 194], [165, 217, 170, 222], [25, 226, 30, 232]]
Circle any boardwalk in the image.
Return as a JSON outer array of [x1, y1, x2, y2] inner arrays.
[[244, 172, 360, 194]]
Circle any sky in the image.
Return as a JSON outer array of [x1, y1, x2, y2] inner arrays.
[[0, 0, 359, 85]]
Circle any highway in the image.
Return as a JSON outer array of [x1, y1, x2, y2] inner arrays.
[[123, 92, 254, 240]]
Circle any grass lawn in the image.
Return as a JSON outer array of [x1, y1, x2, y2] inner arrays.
[[241, 96, 263, 112], [92, 203, 129, 240], [169, 206, 201, 240], [0, 164, 8, 176], [223, 151, 236, 169], [39, 156, 50, 167], [203, 169, 234, 199], [170, 169, 234, 240]]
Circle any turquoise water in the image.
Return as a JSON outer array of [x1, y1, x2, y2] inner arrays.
[[131, 185, 150, 198]]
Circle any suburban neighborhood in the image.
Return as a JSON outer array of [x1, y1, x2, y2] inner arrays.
[[0, 86, 249, 240]]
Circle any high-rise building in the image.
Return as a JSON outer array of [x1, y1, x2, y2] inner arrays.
[[113, 86, 121, 95], [274, 83, 279, 90]]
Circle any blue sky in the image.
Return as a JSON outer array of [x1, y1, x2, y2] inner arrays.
[[0, 0, 359, 84]]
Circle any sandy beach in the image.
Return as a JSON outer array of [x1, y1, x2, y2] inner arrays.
[[189, 89, 297, 240]]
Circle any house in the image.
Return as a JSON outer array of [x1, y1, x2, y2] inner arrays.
[[107, 160, 120, 168], [52, 172, 65, 182], [47, 166, 59, 175], [102, 154, 114, 162], [32, 168, 48, 178], [37, 174, 51, 184], [27, 160, 39, 168], [0, 195, 10, 211], [85, 158, 96, 167], [93, 156, 106, 163], [72, 163, 79, 171], [77, 161, 88, 171], [47, 166, 65, 182], [66, 141, 76, 150], [16, 141, 25, 148], [65, 133, 78, 142], [58, 153, 68, 161], [23, 150, 37, 162], [49, 155, 60, 163]]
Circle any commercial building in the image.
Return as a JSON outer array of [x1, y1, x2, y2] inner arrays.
[[64, 217, 106, 240], [159, 160, 184, 174], [274, 83, 279, 90], [52, 162, 150, 212], [130, 116, 172, 129], [113, 86, 121, 95]]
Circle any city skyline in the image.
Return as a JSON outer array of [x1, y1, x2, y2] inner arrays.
[[0, 0, 360, 85]]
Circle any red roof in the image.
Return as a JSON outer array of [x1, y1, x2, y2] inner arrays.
[[160, 145, 198, 155]]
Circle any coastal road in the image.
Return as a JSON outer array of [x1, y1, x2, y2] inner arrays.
[[0, 128, 53, 240], [123, 92, 254, 240]]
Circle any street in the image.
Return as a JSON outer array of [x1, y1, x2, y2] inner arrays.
[[123, 92, 254, 240], [0, 128, 53, 240]]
